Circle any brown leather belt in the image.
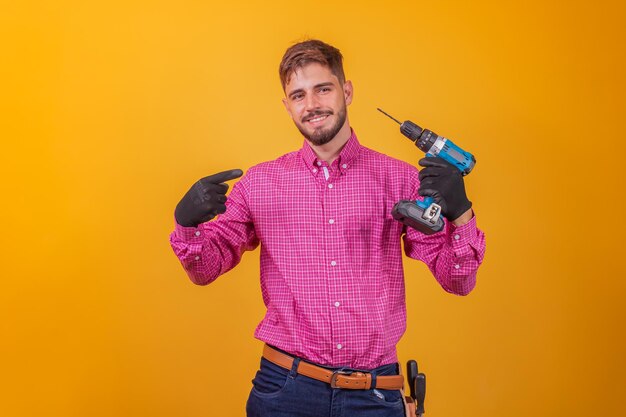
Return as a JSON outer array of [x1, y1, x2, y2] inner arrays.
[[262, 344, 404, 390]]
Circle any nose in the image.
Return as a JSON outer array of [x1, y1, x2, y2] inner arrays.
[[304, 93, 321, 112]]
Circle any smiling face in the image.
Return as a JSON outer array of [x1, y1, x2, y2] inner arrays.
[[282, 62, 353, 146]]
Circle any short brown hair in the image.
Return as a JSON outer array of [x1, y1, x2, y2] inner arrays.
[[279, 39, 345, 90]]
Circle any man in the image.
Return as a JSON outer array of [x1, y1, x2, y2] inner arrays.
[[170, 39, 485, 417]]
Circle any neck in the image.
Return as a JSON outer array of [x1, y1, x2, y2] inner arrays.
[[308, 121, 352, 165]]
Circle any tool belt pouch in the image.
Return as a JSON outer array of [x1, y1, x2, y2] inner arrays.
[[403, 395, 416, 417]]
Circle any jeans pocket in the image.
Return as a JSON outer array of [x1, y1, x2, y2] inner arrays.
[[250, 357, 292, 398], [370, 388, 404, 406]]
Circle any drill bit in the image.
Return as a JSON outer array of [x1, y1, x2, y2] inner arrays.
[[377, 108, 402, 125]]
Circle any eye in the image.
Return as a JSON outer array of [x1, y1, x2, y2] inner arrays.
[[319, 87, 331, 93], [291, 93, 304, 101]]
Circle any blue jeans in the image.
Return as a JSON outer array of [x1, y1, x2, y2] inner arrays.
[[246, 355, 406, 417]]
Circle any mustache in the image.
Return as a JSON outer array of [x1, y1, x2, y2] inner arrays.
[[302, 110, 333, 122]]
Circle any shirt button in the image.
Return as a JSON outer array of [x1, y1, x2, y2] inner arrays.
[[328, 184, 333, 189], [454, 234, 460, 240], [330, 261, 337, 266], [194, 231, 201, 237], [342, 164, 347, 169], [317, 161, 322, 166], [329, 219, 334, 224], [194, 256, 200, 260], [313, 168, 317, 173], [334, 301, 341, 307], [454, 264, 461, 269], [336, 344, 343, 350]]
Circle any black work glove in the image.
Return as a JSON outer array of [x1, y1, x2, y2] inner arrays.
[[174, 169, 243, 227], [418, 157, 472, 221]]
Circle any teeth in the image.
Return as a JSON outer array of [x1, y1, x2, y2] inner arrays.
[[309, 115, 328, 123]]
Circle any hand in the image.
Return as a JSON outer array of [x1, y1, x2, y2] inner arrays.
[[418, 157, 472, 222], [175, 169, 243, 227]]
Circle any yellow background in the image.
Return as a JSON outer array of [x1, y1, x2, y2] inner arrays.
[[2, 1, 625, 416]]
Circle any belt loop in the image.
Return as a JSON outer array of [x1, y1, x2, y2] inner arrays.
[[288, 357, 301, 379], [370, 370, 377, 390]]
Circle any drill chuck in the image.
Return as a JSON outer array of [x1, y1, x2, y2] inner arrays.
[[399, 120, 423, 142]]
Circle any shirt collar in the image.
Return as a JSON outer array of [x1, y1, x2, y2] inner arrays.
[[299, 128, 361, 171]]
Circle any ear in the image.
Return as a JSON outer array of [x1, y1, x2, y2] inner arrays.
[[343, 80, 354, 106], [282, 97, 294, 119]]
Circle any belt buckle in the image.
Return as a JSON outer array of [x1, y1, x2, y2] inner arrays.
[[330, 370, 353, 388]]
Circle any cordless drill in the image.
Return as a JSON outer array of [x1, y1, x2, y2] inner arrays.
[[378, 108, 476, 235]]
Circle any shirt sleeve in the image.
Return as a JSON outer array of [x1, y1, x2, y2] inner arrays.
[[402, 172, 486, 296], [169, 171, 259, 285]]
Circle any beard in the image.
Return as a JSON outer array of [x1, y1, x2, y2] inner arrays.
[[295, 105, 347, 146]]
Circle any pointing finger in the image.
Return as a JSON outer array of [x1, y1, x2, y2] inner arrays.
[[202, 169, 244, 184]]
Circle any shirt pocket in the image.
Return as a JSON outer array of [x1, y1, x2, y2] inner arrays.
[[343, 214, 386, 267]]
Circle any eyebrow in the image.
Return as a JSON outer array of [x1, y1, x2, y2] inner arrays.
[[288, 82, 335, 98]]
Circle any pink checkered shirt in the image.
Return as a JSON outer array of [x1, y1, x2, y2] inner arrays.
[[170, 130, 486, 369]]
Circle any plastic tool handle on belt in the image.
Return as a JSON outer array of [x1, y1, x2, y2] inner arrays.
[[416, 373, 426, 415], [406, 360, 418, 400]]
